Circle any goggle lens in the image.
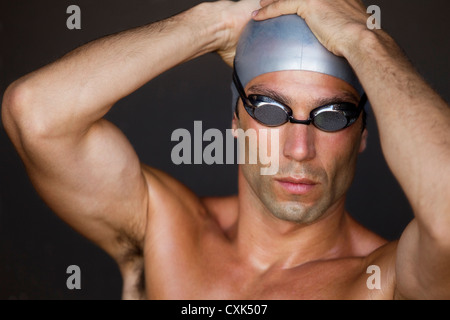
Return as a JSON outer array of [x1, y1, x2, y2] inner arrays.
[[313, 110, 349, 132], [252, 103, 289, 127]]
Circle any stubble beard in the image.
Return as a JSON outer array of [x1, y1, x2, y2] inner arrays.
[[243, 162, 337, 225]]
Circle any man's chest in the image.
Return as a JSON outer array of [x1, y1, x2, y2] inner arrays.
[[133, 240, 390, 300], [131, 196, 395, 299]]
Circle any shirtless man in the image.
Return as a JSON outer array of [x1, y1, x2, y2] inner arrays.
[[2, 0, 449, 299]]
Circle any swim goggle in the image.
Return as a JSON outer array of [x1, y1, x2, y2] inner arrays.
[[233, 64, 367, 132]]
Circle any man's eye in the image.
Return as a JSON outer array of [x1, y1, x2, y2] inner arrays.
[[326, 102, 357, 110], [250, 95, 277, 103]]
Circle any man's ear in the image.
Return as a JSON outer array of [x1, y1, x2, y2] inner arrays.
[[359, 128, 368, 153], [231, 112, 239, 137]]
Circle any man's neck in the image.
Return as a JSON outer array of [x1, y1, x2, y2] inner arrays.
[[233, 173, 354, 272]]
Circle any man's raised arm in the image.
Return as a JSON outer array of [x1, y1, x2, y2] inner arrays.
[[1, 1, 259, 263], [254, 0, 450, 299], [346, 17, 450, 301]]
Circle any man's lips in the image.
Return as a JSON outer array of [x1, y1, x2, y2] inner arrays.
[[275, 177, 318, 195]]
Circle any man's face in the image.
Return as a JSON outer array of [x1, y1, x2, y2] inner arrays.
[[233, 70, 368, 224]]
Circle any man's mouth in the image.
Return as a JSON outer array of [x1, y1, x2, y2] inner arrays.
[[275, 177, 318, 195]]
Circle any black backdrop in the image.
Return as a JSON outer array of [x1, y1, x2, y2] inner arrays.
[[0, 0, 448, 299]]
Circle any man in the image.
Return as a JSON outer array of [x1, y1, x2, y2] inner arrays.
[[2, 0, 449, 300]]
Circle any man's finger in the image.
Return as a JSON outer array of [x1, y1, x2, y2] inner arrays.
[[259, 0, 276, 7], [253, 0, 305, 21]]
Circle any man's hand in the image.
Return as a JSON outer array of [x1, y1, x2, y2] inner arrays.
[[253, 0, 369, 57], [213, 0, 262, 66]]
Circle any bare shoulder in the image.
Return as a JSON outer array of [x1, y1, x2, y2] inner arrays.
[[141, 165, 204, 209], [200, 195, 239, 232], [347, 217, 399, 298], [140, 164, 231, 230], [347, 216, 390, 256], [348, 216, 397, 271]]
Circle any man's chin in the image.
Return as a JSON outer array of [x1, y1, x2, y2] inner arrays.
[[265, 199, 330, 225]]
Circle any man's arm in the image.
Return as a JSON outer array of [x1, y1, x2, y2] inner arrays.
[[350, 26, 450, 301], [1, 1, 259, 263], [254, 0, 450, 299]]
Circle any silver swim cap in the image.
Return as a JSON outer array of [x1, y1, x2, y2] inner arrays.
[[232, 14, 364, 114]]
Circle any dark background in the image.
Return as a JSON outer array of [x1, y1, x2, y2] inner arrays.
[[0, 0, 448, 299]]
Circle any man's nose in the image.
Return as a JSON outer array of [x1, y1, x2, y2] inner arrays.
[[282, 123, 316, 162]]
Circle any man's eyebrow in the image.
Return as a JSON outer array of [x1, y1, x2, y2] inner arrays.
[[314, 92, 360, 107], [247, 84, 293, 106]]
